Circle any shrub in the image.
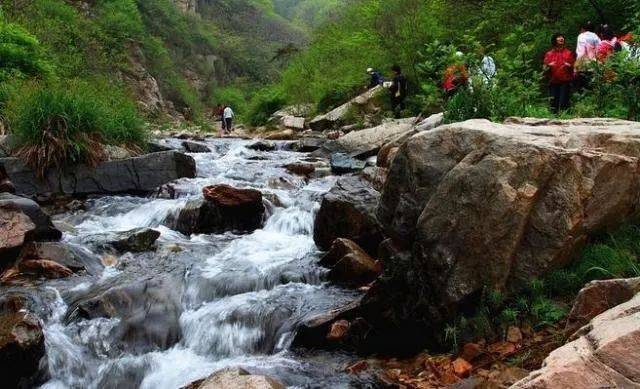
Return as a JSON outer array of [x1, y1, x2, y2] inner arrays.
[[246, 87, 288, 126], [0, 20, 54, 81], [6, 80, 145, 176], [210, 86, 247, 115]]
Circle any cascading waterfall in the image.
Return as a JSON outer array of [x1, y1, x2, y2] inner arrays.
[[10, 138, 373, 389]]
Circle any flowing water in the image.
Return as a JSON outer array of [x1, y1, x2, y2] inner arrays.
[[4, 139, 376, 388]]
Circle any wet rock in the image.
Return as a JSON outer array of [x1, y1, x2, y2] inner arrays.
[[0, 164, 15, 194], [247, 140, 276, 152], [0, 307, 45, 388], [376, 118, 640, 328], [566, 277, 640, 331], [283, 163, 315, 176], [330, 153, 366, 174], [109, 228, 161, 252], [18, 242, 101, 274], [320, 239, 381, 286], [0, 204, 35, 262], [2, 151, 196, 197], [513, 292, 640, 388], [147, 141, 174, 153], [309, 86, 383, 131], [0, 194, 61, 242], [290, 137, 325, 152], [314, 176, 383, 255], [182, 140, 211, 153], [292, 297, 363, 349], [264, 129, 296, 140], [321, 118, 415, 159], [17, 260, 73, 279], [67, 276, 182, 353], [184, 368, 284, 389], [169, 185, 264, 235]]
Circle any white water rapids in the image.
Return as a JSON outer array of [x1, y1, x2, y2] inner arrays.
[[8, 139, 374, 388]]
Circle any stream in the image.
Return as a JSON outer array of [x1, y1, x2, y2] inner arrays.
[[4, 138, 375, 388]]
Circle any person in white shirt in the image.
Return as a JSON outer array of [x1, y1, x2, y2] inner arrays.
[[575, 21, 601, 90], [223, 105, 234, 134]]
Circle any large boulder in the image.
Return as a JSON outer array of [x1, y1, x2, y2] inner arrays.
[[566, 277, 640, 331], [109, 228, 161, 253], [281, 116, 305, 130], [0, 304, 45, 388], [182, 141, 211, 153], [184, 368, 284, 389], [377, 113, 444, 168], [314, 176, 383, 255], [513, 291, 640, 388], [374, 118, 640, 328], [330, 153, 366, 174], [2, 151, 196, 197], [309, 86, 383, 131], [169, 185, 264, 235], [320, 118, 416, 159]]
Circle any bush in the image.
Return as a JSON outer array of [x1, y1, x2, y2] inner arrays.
[[6, 80, 145, 176], [210, 86, 247, 115], [246, 87, 288, 126], [0, 20, 54, 81]]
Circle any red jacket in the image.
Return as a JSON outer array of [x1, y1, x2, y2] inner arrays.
[[544, 48, 575, 84]]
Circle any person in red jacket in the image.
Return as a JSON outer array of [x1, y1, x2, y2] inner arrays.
[[544, 33, 576, 114]]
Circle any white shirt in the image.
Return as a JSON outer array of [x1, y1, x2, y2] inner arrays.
[[576, 31, 601, 60], [480, 55, 497, 81], [223, 107, 234, 119]]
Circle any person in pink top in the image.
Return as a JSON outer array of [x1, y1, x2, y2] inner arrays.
[[597, 25, 621, 62]]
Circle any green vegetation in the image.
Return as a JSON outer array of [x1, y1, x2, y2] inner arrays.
[[442, 223, 640, 351], [7, 80, 145, 177], [270, 0, 638, 121]]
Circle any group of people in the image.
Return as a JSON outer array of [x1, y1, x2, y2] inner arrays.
[[544, 22, 633, 113], [366, 21, 635, 119], [215, 104, 235, 136], [367, 65, 408, 118]]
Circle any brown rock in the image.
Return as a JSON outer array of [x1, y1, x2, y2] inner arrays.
[[320, 238, 367, 268], [0, 308, 45, 388], [0, 164, 15, 194], [346, 360, 369, 374], [0, 204, 35, 259], [19, 260, 74, 279], [514, 292, 640, 388], [507, 326, 523, 344], [452, 358, 472, 378], [460, 343, 483, 362], [328, 251, 381, 287], [487, 341, 516, 356], [566, 277, 640, 331], [184, 368, 284, 389], [283, 163, 315, 176], [169, 185, 264, 235], [327, 320, 351, 341]]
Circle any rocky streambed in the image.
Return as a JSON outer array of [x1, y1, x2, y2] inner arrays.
[[0, 138, 378, 388]]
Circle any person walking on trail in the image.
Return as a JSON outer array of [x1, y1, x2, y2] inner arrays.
[[216, 104, 225, 135], [389, 65, 407, 119], [223, 105, 234, 134], [367, 68, 384, 89], [544, 34, 575, 114], [575, 21, 601, 89]]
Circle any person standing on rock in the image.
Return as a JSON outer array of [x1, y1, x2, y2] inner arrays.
[[367, 67, 384, 89], [223, 105, 234, 134], [389, 65, 408, 119], [544, 34, 575, 114]]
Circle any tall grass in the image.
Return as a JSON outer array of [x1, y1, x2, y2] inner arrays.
[[6, 80, 145, 176]]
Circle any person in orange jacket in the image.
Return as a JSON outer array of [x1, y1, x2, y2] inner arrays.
[[543, 33, 575, 114]]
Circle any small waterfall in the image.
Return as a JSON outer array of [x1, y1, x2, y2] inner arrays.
[[8, 138, 366, 389]]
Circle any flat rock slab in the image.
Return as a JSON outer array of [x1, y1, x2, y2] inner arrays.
[[1, 151, 196, 197], [513, 291, 640, 388]]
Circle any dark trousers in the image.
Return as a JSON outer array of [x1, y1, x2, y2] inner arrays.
[[224, 118, 233, 132], [549, 83, 571, 114], [391, 96, 406, 118]]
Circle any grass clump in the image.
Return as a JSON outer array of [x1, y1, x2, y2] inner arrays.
[[6, 80, 145, 177]]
